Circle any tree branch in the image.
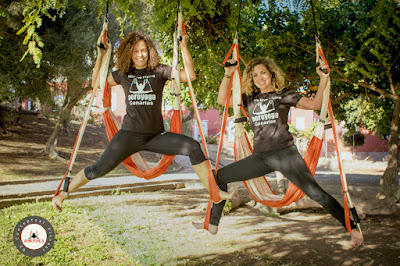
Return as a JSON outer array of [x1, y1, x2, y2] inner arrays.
[[330, 63, 398, 101], [200, 15, 248, 66], [390, 51, 400, 69], [330, 92, 353, 104]]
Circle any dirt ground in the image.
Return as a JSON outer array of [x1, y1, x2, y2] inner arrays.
[[74, 186, 400, 265], [0, 114, 181, 180], [1, 114, 400, 265]]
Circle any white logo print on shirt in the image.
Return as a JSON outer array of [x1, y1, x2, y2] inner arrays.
[[253, 100, 275, 115], [129, 77, 153, 93], [251, 98, 279, 126], [127, 75, 156, 106]]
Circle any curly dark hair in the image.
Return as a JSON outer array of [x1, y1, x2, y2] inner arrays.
[[242, 57, 285, 96], [115, 31, 160, 73]]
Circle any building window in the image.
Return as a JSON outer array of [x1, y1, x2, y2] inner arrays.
[[111, 93, 117, 112], [296, 117, 305, 130], [193, 120, 208, 141]]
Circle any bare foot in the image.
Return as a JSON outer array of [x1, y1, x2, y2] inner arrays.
[[192, 221, 218, 235], [351, 229, 364, 247], [52, 192, 66, 212], [215, 189, 238, 204]]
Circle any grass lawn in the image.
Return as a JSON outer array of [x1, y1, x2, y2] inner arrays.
[[2, 186, 400, 266], [1, 191, 290, 266], [1, 200, 140, 265]]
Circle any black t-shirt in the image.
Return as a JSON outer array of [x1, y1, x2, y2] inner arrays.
[[244, 88, 302, 153], [111, 64, 172, 134]]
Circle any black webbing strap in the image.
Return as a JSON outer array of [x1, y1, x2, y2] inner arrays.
[[62, 176, 70, 193], [234, 117, 248, 123]]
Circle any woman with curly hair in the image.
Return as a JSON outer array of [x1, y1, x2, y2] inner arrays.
[[193, 57, 364, 247], [52, 31, 235, 212]]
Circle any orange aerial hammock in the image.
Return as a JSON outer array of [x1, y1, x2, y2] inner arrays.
[[103, 10, 221, 203], [55, 9, 221, 203], [204, 32, 361, 234], [101, 19, 183, 180], [100, 7, 188, 180]]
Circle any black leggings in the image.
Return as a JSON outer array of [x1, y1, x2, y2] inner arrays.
[[210, 145, 356, 230], [84, 130, 206, 179]]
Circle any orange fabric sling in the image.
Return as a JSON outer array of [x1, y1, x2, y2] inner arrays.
[[102, 12, 221, 202], [101, 15, 185, 180], [205, 36, 360, 234], [175, 12, 221, 206], [56, 13, 221, 206]]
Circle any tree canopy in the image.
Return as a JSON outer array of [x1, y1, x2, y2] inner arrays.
[[0, 1, 53, 109]]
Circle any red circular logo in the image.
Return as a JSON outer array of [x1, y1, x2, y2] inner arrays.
[[13, 216, 55, 257]]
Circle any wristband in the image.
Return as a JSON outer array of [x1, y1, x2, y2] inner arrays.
[[224, 74, 231, 79]]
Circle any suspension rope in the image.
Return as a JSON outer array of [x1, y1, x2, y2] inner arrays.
[[235, 0, 243, 36], [310, 0, 319, 40], [106, 0, 109, 18], [176, 11, 221, 204]]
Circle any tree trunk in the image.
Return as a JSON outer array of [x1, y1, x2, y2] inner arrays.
[[275, 171, 286, 194], [60, 112, 70, 135], [45, 83, 89, 158], [0, 107, 7, 134], [182, 109, 194, 123], [45, 105, 73, 158], [379, 99, 400, 200], [46, 122, 62, 159], [181, 110, 194, 136], [13, 104, 23, 125]]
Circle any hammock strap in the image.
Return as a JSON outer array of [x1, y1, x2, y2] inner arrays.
[[215, 42, 235, 173], [171, 9, 183, 111], [315, 36, 330, 73], [205, 35, 245, 229], [179, 12, 221, 204], [316, 37, 361, 234], [54, 21, 110, 196], [328, 99, 362, 234], [215, 33, 246, 172]]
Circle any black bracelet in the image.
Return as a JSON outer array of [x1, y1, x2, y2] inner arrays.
[[224, 74, 231, 79]]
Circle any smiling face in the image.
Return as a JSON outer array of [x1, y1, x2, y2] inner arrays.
[[252, 64, 275, 93], [131, 39, 149, 69]]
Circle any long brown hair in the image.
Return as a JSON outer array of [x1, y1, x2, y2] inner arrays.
[[242, 57, 285, 95], [115, 31, 160, 73]]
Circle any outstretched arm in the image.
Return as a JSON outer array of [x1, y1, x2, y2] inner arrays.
[[296, 62, 329, 110], [179, 34, 196, 82], [217, 60, 238, 107]]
